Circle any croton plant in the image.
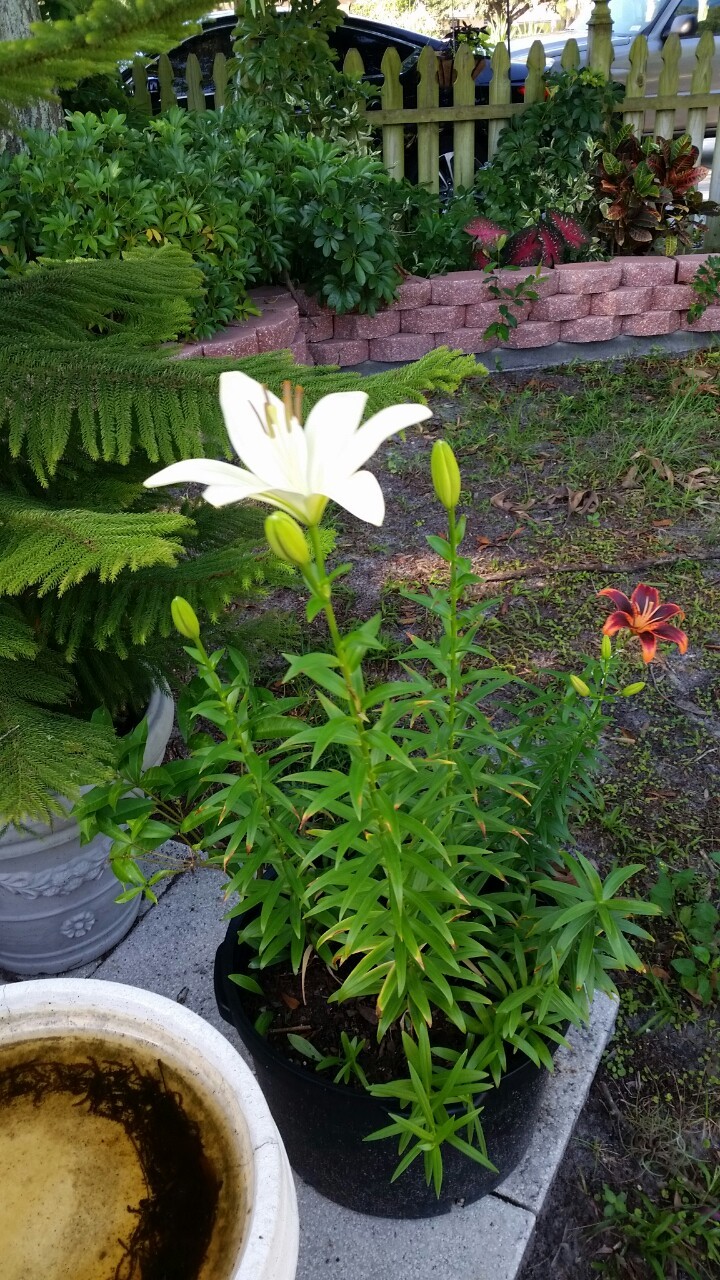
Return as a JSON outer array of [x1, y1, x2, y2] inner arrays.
[[595, 127, 715, 254]]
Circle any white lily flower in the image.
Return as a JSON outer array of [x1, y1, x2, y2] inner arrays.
[[144, 371, 432, 526]]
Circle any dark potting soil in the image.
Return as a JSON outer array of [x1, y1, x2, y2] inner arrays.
[[240, 951, 467, 1085]]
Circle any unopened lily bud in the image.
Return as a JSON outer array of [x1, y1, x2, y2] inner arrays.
[[265, 511, 310, 566], [431, 440, 461, 510], [621, 682, 645, 697], [171, 596, 200, 641], [570, 674, 591, 697], [601, 634, 612, 661]]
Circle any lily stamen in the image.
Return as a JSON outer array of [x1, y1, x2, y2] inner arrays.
[[282, 381, 294, 430]]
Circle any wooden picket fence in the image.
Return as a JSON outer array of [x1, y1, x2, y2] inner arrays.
[[129, 5, 720, 248]]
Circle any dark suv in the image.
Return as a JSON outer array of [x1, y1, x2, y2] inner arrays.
[[124, 13, 528, 182]]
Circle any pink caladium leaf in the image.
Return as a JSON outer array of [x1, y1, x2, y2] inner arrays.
[[546, 209, 589, 249], [537, 223, 566, 266], [464, 216, 508, 245], [503, 226, 543, 266]]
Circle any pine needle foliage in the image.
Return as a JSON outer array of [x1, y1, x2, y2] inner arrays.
[[0, 0, 206, 125]]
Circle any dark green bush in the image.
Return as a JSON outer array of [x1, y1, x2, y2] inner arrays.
[[474, 68, 623, 231], [0, 103, 401, 334]]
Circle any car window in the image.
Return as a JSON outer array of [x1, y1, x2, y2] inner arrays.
[[670, 0, 720, 31], [331, 26, 418, 76], [169, 26, 234, 87]]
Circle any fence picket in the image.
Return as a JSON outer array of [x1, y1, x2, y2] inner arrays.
[[587, 0, 613, 77], [624, 35, 648, 135], [706, 127, 720, 249], [688, 29, 714, 152], [453, 44, 477, 191], [560, 37, 580, 70], [342, 48, 365, 81], [158, 53, 177, 112], [654, 33, 681, 138], [186, 53, 206, 112], [488, 41, 511, 159], [380, 47, 404, 181], [524, 41, 547, 105], [213, 52, 228, 109], [417, 45, 440, 193], [132, 57, 152, 114]]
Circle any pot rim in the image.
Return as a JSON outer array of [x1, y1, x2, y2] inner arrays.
[[0, 977, 299, 1280], [0, 685, 174, 852]]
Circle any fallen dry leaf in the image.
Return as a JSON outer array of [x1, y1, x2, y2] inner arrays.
[[476, 526, 526, 550], [632, 449, 675, 485], [490, 491, 535, 519], [551, 485, 600, 515], [652, 518, 674, 528], [281, 992, 300, 1010]]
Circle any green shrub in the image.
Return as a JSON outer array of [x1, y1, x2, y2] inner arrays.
[[382, 183, 478, 277], [474, 68, 623, 232], [0, 103, 401, 334]]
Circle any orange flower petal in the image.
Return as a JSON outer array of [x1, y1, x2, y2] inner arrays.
[[602, 610, 633, 636], [631, 583, 660, 614], [598, 587, 633, 612], [651, 602, 685, 623], [652, 623, 689, 654], [638, 630, 658, 663]]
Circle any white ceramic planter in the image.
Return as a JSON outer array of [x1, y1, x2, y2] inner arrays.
[[0, 978, 299, 1280], [0, 687, 175, 975]]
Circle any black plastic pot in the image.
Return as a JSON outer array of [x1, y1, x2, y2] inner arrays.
[[214, 922, 549, 1218]]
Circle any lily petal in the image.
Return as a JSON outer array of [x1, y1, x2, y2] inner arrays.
[[650, 602, 685, 623], [219, 371, 296, 489], [598, 587, 633, 613], [652, 623, 689, 653], [602, 610, 633, 636], [305, 390, 369, 490], [144, 459, 258, 489], [346, 404, 433, 473], [201, 476, 282, 506], [631, 583, 660, 615], [324, 469, 386, 525], [638, 630, 658, 663]]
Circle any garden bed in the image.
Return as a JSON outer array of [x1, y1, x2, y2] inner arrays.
[[183, 256, 719, 367]]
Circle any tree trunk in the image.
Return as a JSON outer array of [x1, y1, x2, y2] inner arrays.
[[0, 0, 65, 151]]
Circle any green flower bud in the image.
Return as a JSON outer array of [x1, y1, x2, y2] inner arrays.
[[601, 634, 612, 661], [431, 440, 461, 510], [570, 674, 591, 697], [621, 682, 646, 697], [265, 511, 310, 566], [171, 596, 200, 641]]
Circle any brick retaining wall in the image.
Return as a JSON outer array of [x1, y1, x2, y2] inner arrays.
[[186, 254, 717, 366]]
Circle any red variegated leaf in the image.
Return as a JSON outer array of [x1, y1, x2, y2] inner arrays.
[[546, 209, 590, 248], [503, 226, 543, 266], [537, 222, 566, 265], [465, 216, 508, 244]]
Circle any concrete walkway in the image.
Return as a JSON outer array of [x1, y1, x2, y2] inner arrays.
[[1, 859, 617, 1280]]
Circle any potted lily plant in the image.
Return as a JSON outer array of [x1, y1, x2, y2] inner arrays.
[[77, 373, 679, 1216]]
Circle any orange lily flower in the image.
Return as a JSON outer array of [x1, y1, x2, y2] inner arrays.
[[598, 584, 688, 664]]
